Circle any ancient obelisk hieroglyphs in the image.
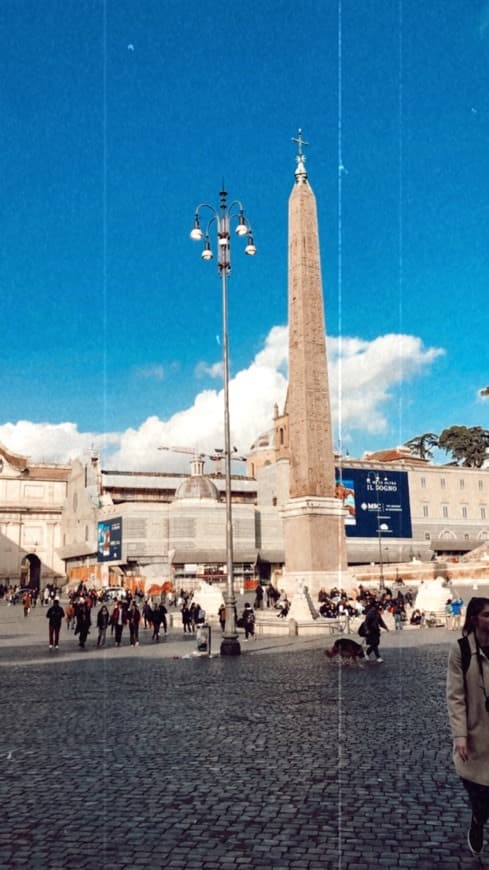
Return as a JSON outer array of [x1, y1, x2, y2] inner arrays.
[[282, 132, 349, 607]]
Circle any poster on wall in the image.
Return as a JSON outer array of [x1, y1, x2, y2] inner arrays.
[[335, 468, 412, 539], [97, 517, 123, 562]]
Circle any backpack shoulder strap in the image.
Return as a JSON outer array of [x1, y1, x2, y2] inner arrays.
[[458, 635, 471, 676]]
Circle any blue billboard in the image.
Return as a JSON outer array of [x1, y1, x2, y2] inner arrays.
[[97, 517, 123, 562], [335, 468, 412, 539]]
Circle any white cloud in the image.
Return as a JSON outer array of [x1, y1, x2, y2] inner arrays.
[[0, 327, 443, 471], [194, 360, 224, 379], [0, 421, 119, 465], [328, 333, 445, 434]]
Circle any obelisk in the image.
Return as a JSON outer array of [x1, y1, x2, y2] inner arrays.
[[282, 131, 349, 607]]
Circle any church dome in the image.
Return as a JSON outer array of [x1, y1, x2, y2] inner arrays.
[[174, 475, 219, 501], [249, 430, 273, 452]]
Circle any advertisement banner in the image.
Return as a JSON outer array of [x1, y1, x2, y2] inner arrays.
[[335, 468, 412, 539], [97, 517, 123, 562]]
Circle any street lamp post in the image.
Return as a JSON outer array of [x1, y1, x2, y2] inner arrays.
[[190, 189, 256, 656]]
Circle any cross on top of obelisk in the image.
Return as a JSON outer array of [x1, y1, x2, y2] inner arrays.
[[291, 128, 309, 181]]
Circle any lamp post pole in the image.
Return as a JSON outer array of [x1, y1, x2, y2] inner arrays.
[[190, 189, 256, 656]]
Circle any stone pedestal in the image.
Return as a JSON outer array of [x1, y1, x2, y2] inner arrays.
[[282, 497, 353, 602]]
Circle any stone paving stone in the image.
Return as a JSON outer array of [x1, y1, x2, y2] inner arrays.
[[0, 604, 485, 868]]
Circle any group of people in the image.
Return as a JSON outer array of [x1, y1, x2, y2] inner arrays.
[[45, 591, 212, 650]]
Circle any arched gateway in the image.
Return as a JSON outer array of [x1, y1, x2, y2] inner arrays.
[[20, 554, 41, 591]]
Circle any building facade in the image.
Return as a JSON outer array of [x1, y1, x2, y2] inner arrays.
[[59, 456, 269, 590], [0, 443, 70, 588], [250, 429, 489, 564]]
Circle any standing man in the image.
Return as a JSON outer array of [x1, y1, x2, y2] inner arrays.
[[451, 597, 464, 632], [46, 596, 65, 649], [254, 582, 264, 610]]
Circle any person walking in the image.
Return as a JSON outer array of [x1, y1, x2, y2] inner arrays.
[[46, 596, 65, 649], [22, 590, 32, 617], [241, 602, 256, 640], [218, 603, 226, 632], [75, 597, 91, 649], [393, 599, 405, 631], [364, 599, 389, 662], [447, 597, 489, 856], [181, 602, 192, 634], [127, 601, 141, 646], [110, 600, 127, 647], [96, 605, 110, 647], [150, 601, 163, 642], [158, 602, 168, 637]]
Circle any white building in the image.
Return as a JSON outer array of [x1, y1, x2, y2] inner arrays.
[[0, 443, 70, 588], [59, 456, 270, 591]]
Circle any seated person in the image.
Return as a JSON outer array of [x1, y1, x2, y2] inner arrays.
[[319, 598, 337, 618]]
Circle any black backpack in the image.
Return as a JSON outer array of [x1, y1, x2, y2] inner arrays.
[[458, 636, 472, 676]]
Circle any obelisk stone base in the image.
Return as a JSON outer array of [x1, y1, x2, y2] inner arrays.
[[281, 496, 354, 600]]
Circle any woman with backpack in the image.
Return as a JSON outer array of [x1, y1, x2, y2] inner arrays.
[[447, 597, 489, 857]]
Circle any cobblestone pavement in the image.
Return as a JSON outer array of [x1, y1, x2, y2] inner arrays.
[[0, 603, 486, 869]]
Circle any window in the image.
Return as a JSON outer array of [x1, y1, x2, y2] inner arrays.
[[272, 497, 277, 507], [442, 505, 448, 518], [482, 507, 487, 520], [462, 506, 468, 519], [460, 480, 465, 490], [464, 534, 469, 541], [441, 478, 446, 489], [420, 477, 426, 488], [479, 480, 484, 491], [424, 532, 431, 540], [422, 504, 429, 517]]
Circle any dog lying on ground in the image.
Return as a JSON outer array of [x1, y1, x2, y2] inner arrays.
[[325, 637, 365, 664]]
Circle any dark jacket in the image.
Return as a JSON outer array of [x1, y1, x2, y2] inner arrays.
[[97, 609, 110, 629], [46, 603, 65, 628], [365, 606, 387, 641]]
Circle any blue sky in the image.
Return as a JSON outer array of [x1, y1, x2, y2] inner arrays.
[[1, 0, 488, 470]]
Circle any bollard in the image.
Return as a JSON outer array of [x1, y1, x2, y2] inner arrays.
[[288, 618, 298, 637], [196, 622, 211, 656]]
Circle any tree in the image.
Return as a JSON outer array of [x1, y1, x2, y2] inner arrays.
[[404, 433, 439, 460], [480, 386, 489, 398], [438, 425, 489, 468]]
